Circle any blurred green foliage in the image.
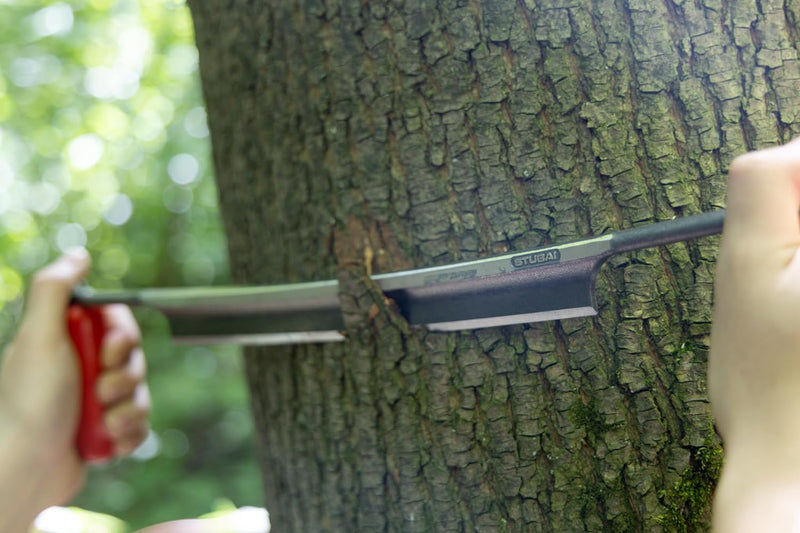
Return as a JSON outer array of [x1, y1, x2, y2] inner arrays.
[[0, 0, 263, 528]]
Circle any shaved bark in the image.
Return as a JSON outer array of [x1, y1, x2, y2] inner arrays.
[[190, 0, 800, 530]]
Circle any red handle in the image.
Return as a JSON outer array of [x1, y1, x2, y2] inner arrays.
[[67, 304, 114, 462]]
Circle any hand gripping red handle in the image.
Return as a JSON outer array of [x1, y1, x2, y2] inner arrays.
[[67, 304, 114, 462]]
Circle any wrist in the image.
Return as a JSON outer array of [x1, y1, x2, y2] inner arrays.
[[0, 403, 84, 530], [0, 408, 52, 529], [714, 455, 800, 533]]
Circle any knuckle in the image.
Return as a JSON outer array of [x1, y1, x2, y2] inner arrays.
[[119, 428, 149, 453], [115, 321, 142, 346], [120, 328, 142, 348], [729, 142, 800, 179], [728, 151, 764, 177], [123, 361, 145, 385], [109, 329, 142, 354], [30, 268, 66, 291], [107, 304, 141, 329]]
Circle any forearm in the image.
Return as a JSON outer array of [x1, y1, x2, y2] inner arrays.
[[715, 474, 800, 532], [0, 417, 73, 532], [714, 445, 800, 532]]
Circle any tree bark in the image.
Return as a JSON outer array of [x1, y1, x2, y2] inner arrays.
[[189, 0, 800, 530]]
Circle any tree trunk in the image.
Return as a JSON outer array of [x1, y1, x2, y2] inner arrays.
[[189, 0, 800, 530]]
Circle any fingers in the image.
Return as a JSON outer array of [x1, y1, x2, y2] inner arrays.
[[24, 248, 90, 328], [104, 384, 151, 455], [96, 305, 149, 455], [724, 137, 800, 254], [100, 304, 142, 369], [97, 347, 146, 405], [97, 303, 145, 407]]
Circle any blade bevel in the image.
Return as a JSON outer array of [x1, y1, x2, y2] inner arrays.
[[425, 306, 598, 332], [388, 255, 604, 328], [172, 331, 346, 345]]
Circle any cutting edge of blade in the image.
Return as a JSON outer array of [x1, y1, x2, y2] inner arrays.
[[425, 305, 598, 332], [172, 330, 346, 346]]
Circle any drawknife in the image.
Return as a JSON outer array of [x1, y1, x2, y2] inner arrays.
[[69, 209, 725, 460]]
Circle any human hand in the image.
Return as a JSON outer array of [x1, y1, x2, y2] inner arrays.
[[710, 138, 800, 530], [0, 250, 150, 530]]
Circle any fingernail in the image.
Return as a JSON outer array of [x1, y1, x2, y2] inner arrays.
[[63, 247, 89, 263]]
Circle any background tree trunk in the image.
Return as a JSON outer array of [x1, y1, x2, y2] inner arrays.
[[190, 1, 800, 530]]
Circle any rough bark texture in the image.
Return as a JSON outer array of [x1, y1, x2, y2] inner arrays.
[[190, 1, 800, 530]]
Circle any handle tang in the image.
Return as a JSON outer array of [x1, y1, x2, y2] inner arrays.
[[610, 209, 725, 254], [72, 285, 142, 306], [67, 304, 114, 462]]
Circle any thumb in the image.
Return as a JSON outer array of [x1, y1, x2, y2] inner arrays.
[[24, 249, 91, 328], [724, 137, 800, 253]]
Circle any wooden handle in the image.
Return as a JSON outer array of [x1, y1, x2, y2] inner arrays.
[[67, 305, 114, 462]]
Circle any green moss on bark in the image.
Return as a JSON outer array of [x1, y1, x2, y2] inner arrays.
[[189, 0, 798, 529], [569, 395, 615, 442], [656, 439, 722, 532]]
